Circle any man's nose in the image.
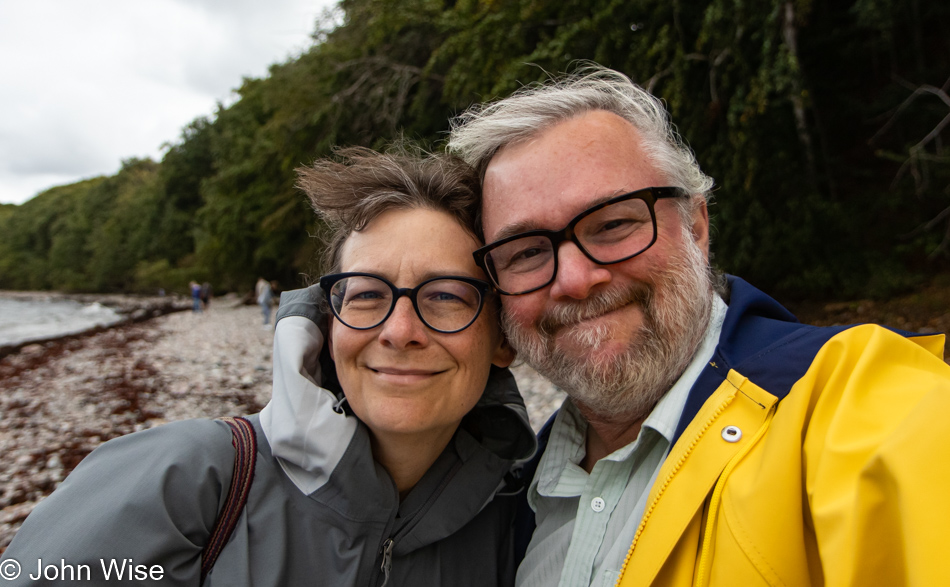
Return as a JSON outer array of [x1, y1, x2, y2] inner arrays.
[[378, 297, 429, 348], [548, 241, 612, 300]]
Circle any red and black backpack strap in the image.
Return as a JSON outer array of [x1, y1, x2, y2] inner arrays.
[[201, 416, 257, 584]]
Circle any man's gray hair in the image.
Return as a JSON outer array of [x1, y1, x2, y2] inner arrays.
[[447, 65, 714, 204]]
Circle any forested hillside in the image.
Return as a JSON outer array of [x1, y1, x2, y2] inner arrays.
[[1, 0, 947, 299]]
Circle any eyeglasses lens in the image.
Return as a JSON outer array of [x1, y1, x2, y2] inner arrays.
[[485, 236, 556, 296], [329, 275, 392, 329], [575, 196, 655, 259], [416, 279, 482, 332]]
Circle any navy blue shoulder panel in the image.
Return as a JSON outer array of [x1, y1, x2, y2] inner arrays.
[[672, 277, 850, 445]]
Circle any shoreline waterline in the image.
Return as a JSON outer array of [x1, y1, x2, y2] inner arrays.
[[0, 291, 192, 358]]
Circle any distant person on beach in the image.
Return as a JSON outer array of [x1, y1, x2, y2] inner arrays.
[[200, 282, 212, 310], [3, 148, 535, 586], [270, 280, 281, 314], [255, 277, 273, 325], [189, 280, 202, 313], [444, 64, 950, 586]]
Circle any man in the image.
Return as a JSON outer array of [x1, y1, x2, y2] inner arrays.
[[447, 65, 950, 586]]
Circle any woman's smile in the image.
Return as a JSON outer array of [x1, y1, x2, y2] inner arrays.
[[367, 364, 448, 384]]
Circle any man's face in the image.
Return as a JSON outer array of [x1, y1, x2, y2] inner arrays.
[[481, 110, 713, 420]]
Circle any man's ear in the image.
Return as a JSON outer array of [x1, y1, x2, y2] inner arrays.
[[492, 336, 516, 368], [690, 199, 710, 257]]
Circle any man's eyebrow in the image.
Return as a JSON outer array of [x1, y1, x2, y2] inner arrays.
[[488, 190, 632, 243], [491, 221, 546, 243]]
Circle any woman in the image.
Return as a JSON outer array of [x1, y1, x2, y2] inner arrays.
[[4, 148, 536, 586]]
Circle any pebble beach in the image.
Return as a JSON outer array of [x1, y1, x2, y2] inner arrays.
[[0, 295, 564, 552]]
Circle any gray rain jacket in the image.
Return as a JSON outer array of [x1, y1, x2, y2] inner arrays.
[[4, 286, 537, 586]]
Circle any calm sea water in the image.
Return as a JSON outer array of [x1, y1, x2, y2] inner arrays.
[[0, 297, 123, 347]]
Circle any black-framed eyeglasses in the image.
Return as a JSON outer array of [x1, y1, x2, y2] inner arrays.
[[318, 273, 492, 333], [473, 186, 689, 295]]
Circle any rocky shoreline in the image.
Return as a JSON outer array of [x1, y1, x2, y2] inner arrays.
[[0, 296, 564, 552]]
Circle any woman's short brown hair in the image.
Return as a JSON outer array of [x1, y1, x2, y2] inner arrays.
[[297, 146, 482, 274]]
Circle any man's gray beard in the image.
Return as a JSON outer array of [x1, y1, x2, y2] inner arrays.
[[502, 231, 714, 422]]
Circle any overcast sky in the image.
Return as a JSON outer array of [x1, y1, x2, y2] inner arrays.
[[0, 0, 338, 205]]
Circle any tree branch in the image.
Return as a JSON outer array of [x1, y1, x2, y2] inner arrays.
[[880, 76, 950, 257], [870, 76, 950, 146]]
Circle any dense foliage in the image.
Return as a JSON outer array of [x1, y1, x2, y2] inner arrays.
[[1, 0, 947, 299]]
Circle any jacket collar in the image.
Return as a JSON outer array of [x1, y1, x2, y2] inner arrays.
[[672, 276, 808, 445]]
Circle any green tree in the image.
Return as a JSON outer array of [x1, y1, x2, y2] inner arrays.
[[1, 0, 946, 299]]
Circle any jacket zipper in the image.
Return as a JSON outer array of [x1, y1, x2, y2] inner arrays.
[[368, 480, 399, 587], [368, 460, 464, 586], [378, 538, 394, 587], [613, 397, 734, 587]]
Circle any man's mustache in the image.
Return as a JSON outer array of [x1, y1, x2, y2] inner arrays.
[[537, 282, 653, 338]]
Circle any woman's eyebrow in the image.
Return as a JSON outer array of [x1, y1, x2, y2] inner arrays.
[[343, 270, 479, 285], [415, 269, 480, 282]]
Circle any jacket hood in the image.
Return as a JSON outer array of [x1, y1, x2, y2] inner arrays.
[[260, 285, 537, 549]]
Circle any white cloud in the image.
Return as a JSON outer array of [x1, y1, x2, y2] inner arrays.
[[0, 0, 336, 204]]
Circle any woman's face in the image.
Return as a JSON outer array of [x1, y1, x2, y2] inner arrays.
[[328, 207, 514, 446]]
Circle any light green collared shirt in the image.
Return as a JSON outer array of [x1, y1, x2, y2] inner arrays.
[[515, 297, 728, 587]]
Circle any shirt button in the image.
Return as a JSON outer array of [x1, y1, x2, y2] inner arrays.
[[591, 497, 606, 512]]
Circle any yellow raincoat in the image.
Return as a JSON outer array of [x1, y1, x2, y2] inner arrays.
[[616, 278, 950, 587]]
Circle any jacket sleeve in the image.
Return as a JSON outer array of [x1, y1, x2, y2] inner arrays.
[[3, 419, 234, 587], [803, 326, 950, 586]]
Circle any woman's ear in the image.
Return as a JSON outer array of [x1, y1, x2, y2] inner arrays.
[[326, 319, 335, 362], [491, 336, 516, 368]]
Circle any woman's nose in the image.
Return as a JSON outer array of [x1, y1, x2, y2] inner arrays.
[[377, 297, 429, 348]]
